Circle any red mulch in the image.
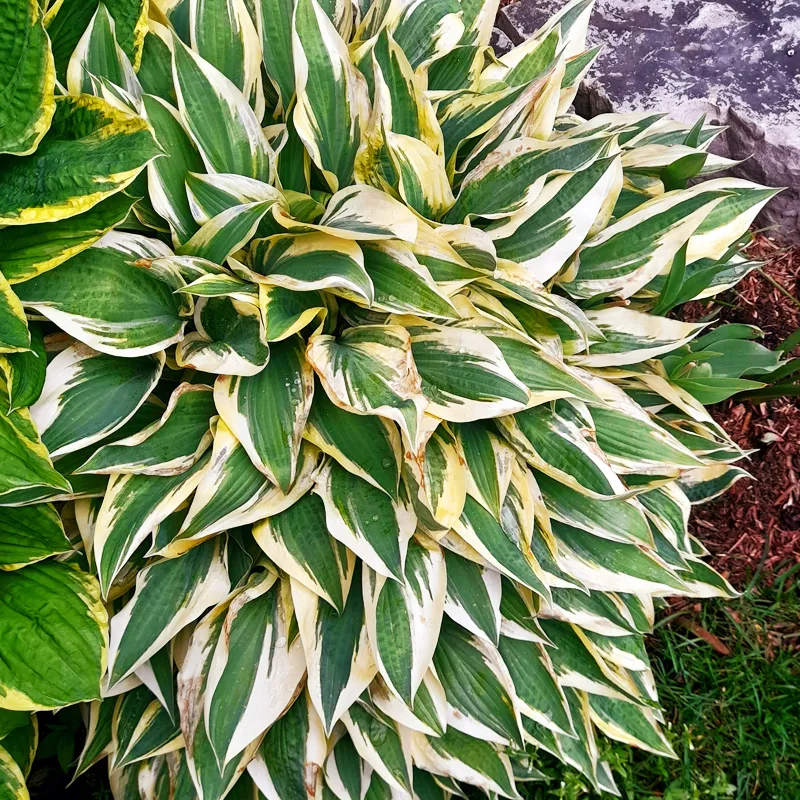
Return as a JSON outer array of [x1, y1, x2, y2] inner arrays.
[[681, 236, 800, 589]]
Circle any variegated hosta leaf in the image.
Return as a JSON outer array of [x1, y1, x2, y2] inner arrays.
[[0, 504, 70, 571], [0, 94, 161, 226], [307, 325, 428, 451], [76, 383, 214, 476], [254, 492, 355, 612], [292, 0, 370, 191], [314, 459, 416, 581], [400, 316, 530, 423], [15, 237, 185, 357], [433, 619, 523, 747], [29, 343, 165, 458], [214, 335, 313, 491], [363, 535, 446, 705], [292, 562, 377, 735], [171, 32, 274, 181], [106, 537, 230, 689], [249, 232, 374, 305], [0, 0, 54, 157], [204, 572, 306, 766], [247, 690, 327, 800]]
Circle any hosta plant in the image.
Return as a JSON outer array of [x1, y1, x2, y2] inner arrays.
[[0, 0, 781, 797]]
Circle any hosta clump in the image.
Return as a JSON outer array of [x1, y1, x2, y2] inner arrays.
[[0, 0, 781, 796]]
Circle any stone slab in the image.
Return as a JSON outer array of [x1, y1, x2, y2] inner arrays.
[[499, 0, 800, 242]]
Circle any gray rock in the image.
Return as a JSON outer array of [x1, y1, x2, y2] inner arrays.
[[499, 0, 800, 243]]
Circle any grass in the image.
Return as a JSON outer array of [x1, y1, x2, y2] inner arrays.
[[522, 571, 800, 799]]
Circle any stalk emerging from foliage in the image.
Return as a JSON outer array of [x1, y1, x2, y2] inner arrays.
[[0, 0, 782, 797]]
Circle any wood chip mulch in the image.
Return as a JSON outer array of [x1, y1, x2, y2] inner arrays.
[[681, 236, 800, 589]]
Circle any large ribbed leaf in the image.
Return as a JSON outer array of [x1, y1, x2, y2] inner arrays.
[[0, 504, 70, 571], [0, 562, 106, 711], [0, 95, 161, 225], [16, 238, 185, 357], [0, 0, 54, 156]]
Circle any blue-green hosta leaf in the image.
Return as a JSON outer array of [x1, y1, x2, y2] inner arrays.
[[305, 387, 402, 499], [254, 0, 295, 115], [433, 619, 523, 747], [205, 574, 306, 766], [307, 325, 428, 451], [314, 459, 416, 581], [446, 134, 614, 224], [0, 275, 28, 355], [254, 492, 355, 613], [342, 703, 413, 796], [92, 453, 211, 597], [0, 192, 136, 285], [291, 562, 377, 735], [247, 691, 328, 800], [401, 316, 529, 422], [0, 504, 71, 571], [73, 698, 115, 779], [409, 726, 520, 798], [492, 156, 622, 282], [214, 335, 313, 491], [443, 548, 501, 644], [569, 306, 705, 368], [188, 0, 263, 116], [141, 94, 204, 247], [107, 537, 230, 688], [175, 296, 269, 377], [0, 94, 161, 225], [497, 636, 573, 736], [324, 733, 371, 800], [0, 561, 106, 711], [249, 232, 373, 305], [363, 536, 446, 705], [77, 383, 214, 476], [495, 401, 626, 499], [110, 685, 182, 770], [16, 239, 185, 357], [559, 186, 729, 299], [292, 0, 370, 191], [171, 32, 274, 181], [177, 586, 262, 800], [0, 0, 54, 156], [66, 3, 142, 99], [163, 425, 320, 557], [29, 343, 164, 458]]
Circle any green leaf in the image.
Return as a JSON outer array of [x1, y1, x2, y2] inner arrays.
[[0, 562, 106, 710], [0, 0, 55, 156], [0, 94, 161, 225], [0, 504, 71, 571]]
